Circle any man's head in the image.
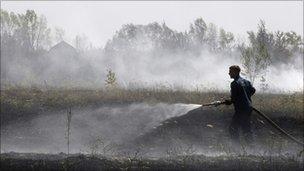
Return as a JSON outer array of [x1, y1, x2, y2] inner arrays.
[[229, 65, 240, 79]]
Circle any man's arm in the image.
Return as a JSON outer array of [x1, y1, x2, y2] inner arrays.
[[248, 81, 256, 96], [225, 81, 238, 105]]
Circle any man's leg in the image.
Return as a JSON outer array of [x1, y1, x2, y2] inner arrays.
[[229, 114, 240, 144], [241, 110, 253, 145]]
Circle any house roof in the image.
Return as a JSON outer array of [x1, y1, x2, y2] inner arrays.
[[49, 41, 76, 52], [47, 41, 78, 58]]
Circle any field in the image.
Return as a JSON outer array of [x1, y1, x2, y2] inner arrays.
[[1, 87, 303, 170], [1, 86, 303, 123]]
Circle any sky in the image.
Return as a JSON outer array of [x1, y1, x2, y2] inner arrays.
[[1, 1, 303, 48]]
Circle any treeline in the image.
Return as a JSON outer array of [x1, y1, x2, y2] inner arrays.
[[105, 18, 236, 57], [0, 9, 90, 58], [1, 9, 303, 87], [1, 9, 92, 86], [104, 19, 303, 83], [1, 10, 51, 58], [105, 18, 303, 59]]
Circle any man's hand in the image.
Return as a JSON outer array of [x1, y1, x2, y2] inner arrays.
[[224, 99, 232, 105]]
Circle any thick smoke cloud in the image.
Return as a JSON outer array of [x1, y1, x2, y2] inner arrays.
[[1, 41, 302, 92]]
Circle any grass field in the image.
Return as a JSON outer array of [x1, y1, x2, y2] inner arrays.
[[1, 86, 303, 124]]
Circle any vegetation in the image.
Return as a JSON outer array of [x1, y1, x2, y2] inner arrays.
[[105, 69, 117, 88], [1, 87, 303, 126], [65, 107, 72, 155], [240, 20, 271, 83], [1, 9, 303, 87]]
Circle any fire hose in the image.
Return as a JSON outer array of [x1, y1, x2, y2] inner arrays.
[[201, 101, 304, 146]]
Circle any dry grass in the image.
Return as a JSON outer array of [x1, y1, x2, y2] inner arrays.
[[1, 86, 303, 124]]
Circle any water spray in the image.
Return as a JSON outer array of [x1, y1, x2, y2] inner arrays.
[[199, 101, 304, 146]]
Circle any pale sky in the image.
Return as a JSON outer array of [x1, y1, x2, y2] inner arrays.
[[1, 1, 303, 48]]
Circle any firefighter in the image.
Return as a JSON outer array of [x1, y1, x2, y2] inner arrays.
[[224, 65, 256, 145]]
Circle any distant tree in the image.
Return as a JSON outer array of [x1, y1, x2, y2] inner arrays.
[[105, 69, 117, 88], [0, 9, 52, 54], [1, 10, 21, 81], [205, 23, 218, 52], [189, 18, 207, 46], [0, 10, 20, 37], [219, 28, 234, 51], [105, 22, 185, 56], [285, 31, 303, 52], [1, 9, 52, 84], [270, 31, 292, 64], [160, 22, 178, 51], [54, 27, 66, 43], [35, 15, 52, 50], [241, 20, 271, 84], [74, 34, 89, 52], [145, 22, 163, 48], [1, 10, 21, 55], [17, 10, 51, 52]]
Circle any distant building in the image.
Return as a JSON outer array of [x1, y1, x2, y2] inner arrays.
[[47, 41, 78, 59], [41, 41, 84, 86]]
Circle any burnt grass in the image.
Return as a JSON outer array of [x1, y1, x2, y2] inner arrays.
[[1, 88, 303, 170], [1, 152, 303, 171], [130, 107, 304, 153]]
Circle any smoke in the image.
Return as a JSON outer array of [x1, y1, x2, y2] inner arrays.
[[263, 55, 303, 92], [2, 102, 302, 157], [0, 103, 198, 154], [104, 50, 239, 91], [1, 24, 302, 93]]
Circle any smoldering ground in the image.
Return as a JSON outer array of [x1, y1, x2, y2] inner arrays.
[[1, 102, 303, 158], [0, 103, 198, 154]]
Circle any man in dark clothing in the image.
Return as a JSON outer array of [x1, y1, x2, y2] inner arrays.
[[224, 65, 256, 144]]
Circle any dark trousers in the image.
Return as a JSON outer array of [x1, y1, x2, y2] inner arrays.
[[229, 109, 253, 144]]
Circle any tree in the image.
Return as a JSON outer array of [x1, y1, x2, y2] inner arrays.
[[0, 10, 20, 37], [205, 23, 218, 52], [19, 10, 38, 52], [12, 10, 51, 52], [35, 15, 52, 50], [189, 18, 207, 46], [270, 31, 292, 64], [105, 69, 117, 88], [74, 34, 89, 53], [241, 20, 271, 84], [285, 31, 303, 52], [54, 27, 66, 43], [219, 28, 234, 51], [1, 10, 22, 81], [1, 10, 21, 54]]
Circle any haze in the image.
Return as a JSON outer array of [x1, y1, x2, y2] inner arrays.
[[1, 1, 303, 92], [1, 1, 303, 48]]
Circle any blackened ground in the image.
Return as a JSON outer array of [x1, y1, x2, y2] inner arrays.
[[1, 152, 303, 171], [128, 106, 304, 156], [1, 103, 303, 170]]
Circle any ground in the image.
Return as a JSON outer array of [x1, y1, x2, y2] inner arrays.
[[1, 88, 303, 170]]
